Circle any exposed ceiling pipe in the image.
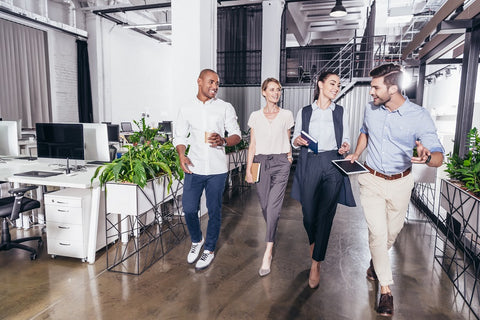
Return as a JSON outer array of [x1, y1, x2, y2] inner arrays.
[[63, 0, 76, 28], [42, 0, 48, 19], [0, 1, 87, 37]]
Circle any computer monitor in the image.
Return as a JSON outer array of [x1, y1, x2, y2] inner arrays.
[[0, 121, 19, 156], [121, 122, 133, 132], [82, 123, 110, 162], [158, 121, 172, 134], [107, 124, 120, 142], [36, 123, 85, 160]]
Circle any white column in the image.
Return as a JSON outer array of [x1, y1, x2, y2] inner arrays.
[[172, 0, 217, 114], [86, 13, 107, 123], [261, 0, 284, 82]]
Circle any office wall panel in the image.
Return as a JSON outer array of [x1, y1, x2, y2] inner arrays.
[[217, 86, 261, 131], [51, 31, 78, 122]]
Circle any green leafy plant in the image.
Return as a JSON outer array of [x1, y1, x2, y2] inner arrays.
[[225, 129, 250, 154], [445, 127, 480, 197], [91, 118, 184, 190]]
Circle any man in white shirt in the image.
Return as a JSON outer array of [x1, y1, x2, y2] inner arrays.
[[173, 69, 241, 270]]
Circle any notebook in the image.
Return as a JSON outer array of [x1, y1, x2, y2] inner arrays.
[[246, 162, 261, 183], [301, 130, 318, 154]]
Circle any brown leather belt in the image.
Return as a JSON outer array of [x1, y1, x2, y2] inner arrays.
[[364, 163, 411, 180]]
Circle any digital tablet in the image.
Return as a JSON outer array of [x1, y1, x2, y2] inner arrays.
[[332, 159, 369, 175]]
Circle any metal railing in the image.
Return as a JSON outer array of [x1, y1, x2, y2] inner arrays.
[[310, 35, 387, 87]]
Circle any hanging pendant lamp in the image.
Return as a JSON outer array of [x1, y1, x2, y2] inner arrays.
[[330, 0, 347, 17]]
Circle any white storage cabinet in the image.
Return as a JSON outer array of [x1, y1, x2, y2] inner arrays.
[[45, 188, 91, 261]]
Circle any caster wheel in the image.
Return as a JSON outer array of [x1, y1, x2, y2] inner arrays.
[[51, 254, 56, 259], [81, 258, 86, 263], [30, 253, 37, 260]]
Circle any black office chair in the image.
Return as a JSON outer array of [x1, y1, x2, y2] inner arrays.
[[0, 185, 42, 260]]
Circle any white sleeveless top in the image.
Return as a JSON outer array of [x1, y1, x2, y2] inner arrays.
[[247, 108, 294, 155]]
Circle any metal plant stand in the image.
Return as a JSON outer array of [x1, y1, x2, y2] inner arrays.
[[105, 178, 186, 275], [226, 149, 248, 191], [434, 179, 480, 318]]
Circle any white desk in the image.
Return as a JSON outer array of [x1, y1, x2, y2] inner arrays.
[[0, 158, 102, 264]]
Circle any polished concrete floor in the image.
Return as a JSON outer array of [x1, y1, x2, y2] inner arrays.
[[0, 175, 477, 319]]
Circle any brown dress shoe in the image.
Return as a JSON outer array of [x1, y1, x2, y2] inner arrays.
[[366, 259, 378, 281], [377, 293, 394, 316]]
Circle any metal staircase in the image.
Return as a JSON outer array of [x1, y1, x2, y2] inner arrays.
[[309, 35, 388, 100]]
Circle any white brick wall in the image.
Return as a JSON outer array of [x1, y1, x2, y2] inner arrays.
[[51, 31, 78, 122]]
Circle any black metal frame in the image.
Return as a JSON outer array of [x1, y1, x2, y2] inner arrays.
[[433, 179, 480, 318], [91, 2, 171, 43], [225, 148, 248, 192], [105, 178, 186, 275]]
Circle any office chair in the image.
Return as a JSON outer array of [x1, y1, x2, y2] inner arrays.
[[0, 185, 42, 260]]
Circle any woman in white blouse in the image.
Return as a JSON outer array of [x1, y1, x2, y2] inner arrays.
[[245, 78, 294, 277]]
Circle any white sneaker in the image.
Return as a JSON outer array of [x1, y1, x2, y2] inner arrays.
[[195, 250, 215, 270], [187, 238, 204, 264]]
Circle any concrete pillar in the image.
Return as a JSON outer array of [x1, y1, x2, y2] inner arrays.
[[261, 0, 284, 83], [172, 0, 217, 110], [86, 13, 109, 123]]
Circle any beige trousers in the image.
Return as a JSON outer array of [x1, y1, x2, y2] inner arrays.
[[358, 172, 414, 286]]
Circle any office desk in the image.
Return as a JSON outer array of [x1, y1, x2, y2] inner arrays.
[[0, 158, 103, 264]]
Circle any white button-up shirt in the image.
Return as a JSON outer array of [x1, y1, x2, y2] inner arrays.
[[173, 97, 241, 175]]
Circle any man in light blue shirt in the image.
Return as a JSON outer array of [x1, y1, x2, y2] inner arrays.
[[347, 63, 444, 316]]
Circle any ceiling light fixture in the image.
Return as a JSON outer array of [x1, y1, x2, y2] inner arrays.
[[330, 0, 347, 17]]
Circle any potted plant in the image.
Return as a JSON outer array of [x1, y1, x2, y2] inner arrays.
[[225, 129, 249, 171], [92, 118, 183, 189], [445, 127, 480, 197], [437, 128, 480, 314], [91, 118, 184, 216], [440, 127, 480, 236]]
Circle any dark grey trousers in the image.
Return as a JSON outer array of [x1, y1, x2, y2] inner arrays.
[[253, 153, 291, 242]]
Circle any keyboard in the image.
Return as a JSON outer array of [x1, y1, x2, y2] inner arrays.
[[15, 156, 37, 161], [14, 171, 63, 178], [87, 160, 110, 165]]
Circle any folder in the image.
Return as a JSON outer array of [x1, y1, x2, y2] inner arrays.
[[247, 162, 261, 183], [301, 130, 318, 154]]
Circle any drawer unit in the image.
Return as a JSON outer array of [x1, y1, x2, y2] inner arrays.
[[44, 188, 92, 261], [44, 206, 83, 224]]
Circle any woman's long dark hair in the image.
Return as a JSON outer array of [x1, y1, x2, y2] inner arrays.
[[313, 70, 339, 100]]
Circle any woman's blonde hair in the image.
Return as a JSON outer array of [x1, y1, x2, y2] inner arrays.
[[261, 77, 282, 93]]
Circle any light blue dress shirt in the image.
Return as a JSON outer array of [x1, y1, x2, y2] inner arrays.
[[360, 97, 444, 175], [292, 102, 350, 152]]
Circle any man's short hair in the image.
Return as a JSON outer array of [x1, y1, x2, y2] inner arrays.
[[369, 63, 403, 91], [199, 69, 217, 79]]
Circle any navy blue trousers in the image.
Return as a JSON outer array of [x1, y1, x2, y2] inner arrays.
[[301, 150, 343, 262], [182, 172, 228, 252]]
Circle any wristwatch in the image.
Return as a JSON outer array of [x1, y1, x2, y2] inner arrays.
[[425, 154, 431, 164], [222, 138, 228, 147]]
